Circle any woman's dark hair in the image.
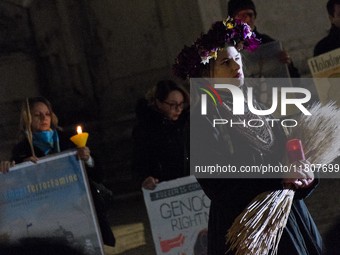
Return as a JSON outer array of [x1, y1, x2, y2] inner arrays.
[[19, 97, 60, 131], [327, 0, 340, 16], [146, 80, 190, 107]]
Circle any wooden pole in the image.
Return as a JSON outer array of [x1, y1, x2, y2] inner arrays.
[[25, 98, 36, 158]]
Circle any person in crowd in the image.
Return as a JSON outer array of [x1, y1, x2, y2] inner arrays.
[[314, 0, 340, 56], [0, 97, 115, 247], [0, 97, 91, 168], [228, 0, 300, 77], [132, 80, 190, 190], [173, 18, 323, 254]]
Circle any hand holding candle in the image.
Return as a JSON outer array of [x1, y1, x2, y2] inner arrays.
[[283, 139, 314, 189], [70, 126, 89, 148], [70, 126, 91, 162]]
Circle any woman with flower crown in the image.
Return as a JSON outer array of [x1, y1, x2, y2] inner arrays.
[[173, 18, 324, 255]]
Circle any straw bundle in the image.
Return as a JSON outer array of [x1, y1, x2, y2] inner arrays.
[[226, 189, 294, 255], [226, 102, 340, 255], [287, 102, 340, 165]]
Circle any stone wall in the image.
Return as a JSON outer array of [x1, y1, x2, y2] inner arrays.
[[254, 0, 329, 77]]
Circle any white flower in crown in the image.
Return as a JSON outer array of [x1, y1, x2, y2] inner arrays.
[[201, 56, 212, 65], [200, 50, 218, 65]]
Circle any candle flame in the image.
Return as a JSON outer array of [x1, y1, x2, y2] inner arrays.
[[77, 126, 82, 134]]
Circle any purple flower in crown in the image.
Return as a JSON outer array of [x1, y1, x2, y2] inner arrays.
[[198, 48, 211, 64], [173, 17, 261, 80], [244, 33, 261, 52], [199, 49, 218, 65]]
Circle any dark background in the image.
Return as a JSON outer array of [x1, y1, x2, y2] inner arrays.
[[1, 1, 339, 253]]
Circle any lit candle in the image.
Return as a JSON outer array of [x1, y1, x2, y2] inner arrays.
[[286, 139, 305, 163], [70, 126, 89, 147]]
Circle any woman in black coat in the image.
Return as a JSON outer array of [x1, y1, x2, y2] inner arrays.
[[173, 18, 324, 254], [132, 80, 190, 190]]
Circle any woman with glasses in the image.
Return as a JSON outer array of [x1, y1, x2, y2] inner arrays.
[[132, 80, 190, 190]]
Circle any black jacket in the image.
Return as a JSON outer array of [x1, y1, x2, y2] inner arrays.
[[314, 25, 340, 57], [132, 98, 190, 184], [192, 91, 323, 255], [253, 27, 275, 45]]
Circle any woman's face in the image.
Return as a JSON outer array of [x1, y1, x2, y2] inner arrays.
[[211, 46, 244, 83], [156, 90, 185, 121], [30, 102, 51, 132]]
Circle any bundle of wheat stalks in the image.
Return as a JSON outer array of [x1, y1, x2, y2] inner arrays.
[[226, 102, 340, 255]]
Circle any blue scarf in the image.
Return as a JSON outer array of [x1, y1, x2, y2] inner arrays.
[[27, 130, 61, 155]]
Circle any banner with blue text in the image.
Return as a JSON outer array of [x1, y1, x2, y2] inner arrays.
[[0, 150, 104, 255]]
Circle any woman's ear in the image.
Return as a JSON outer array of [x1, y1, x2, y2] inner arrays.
[[155, 99, 162, 110]]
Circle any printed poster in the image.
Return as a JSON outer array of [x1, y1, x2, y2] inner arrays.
[[308, 47, 340, 106], [143, 176, 210, 255], [242, 41, 298, 118], [0, 150, 104, 255], [242, 41, 290, 79]]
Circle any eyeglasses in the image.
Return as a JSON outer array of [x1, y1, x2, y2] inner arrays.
[[163, 101, 186, 110]]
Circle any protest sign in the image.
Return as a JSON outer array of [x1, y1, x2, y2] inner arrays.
[[143, 176, 210, 255], [243, 41, 290, 79], [308, 47, 340, 106], [0, 150, 104, 255], [242, 41, 298, 118]]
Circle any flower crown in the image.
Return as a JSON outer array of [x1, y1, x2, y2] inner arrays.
[[173, 18, 260, 80]]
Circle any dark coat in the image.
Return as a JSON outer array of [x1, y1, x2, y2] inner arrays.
[[132, 98, 190, 184], [11, 131, 115, 247], [314, 25, 340, 57], [192, 93, 323, 255], [253, 27, 300, 78]]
